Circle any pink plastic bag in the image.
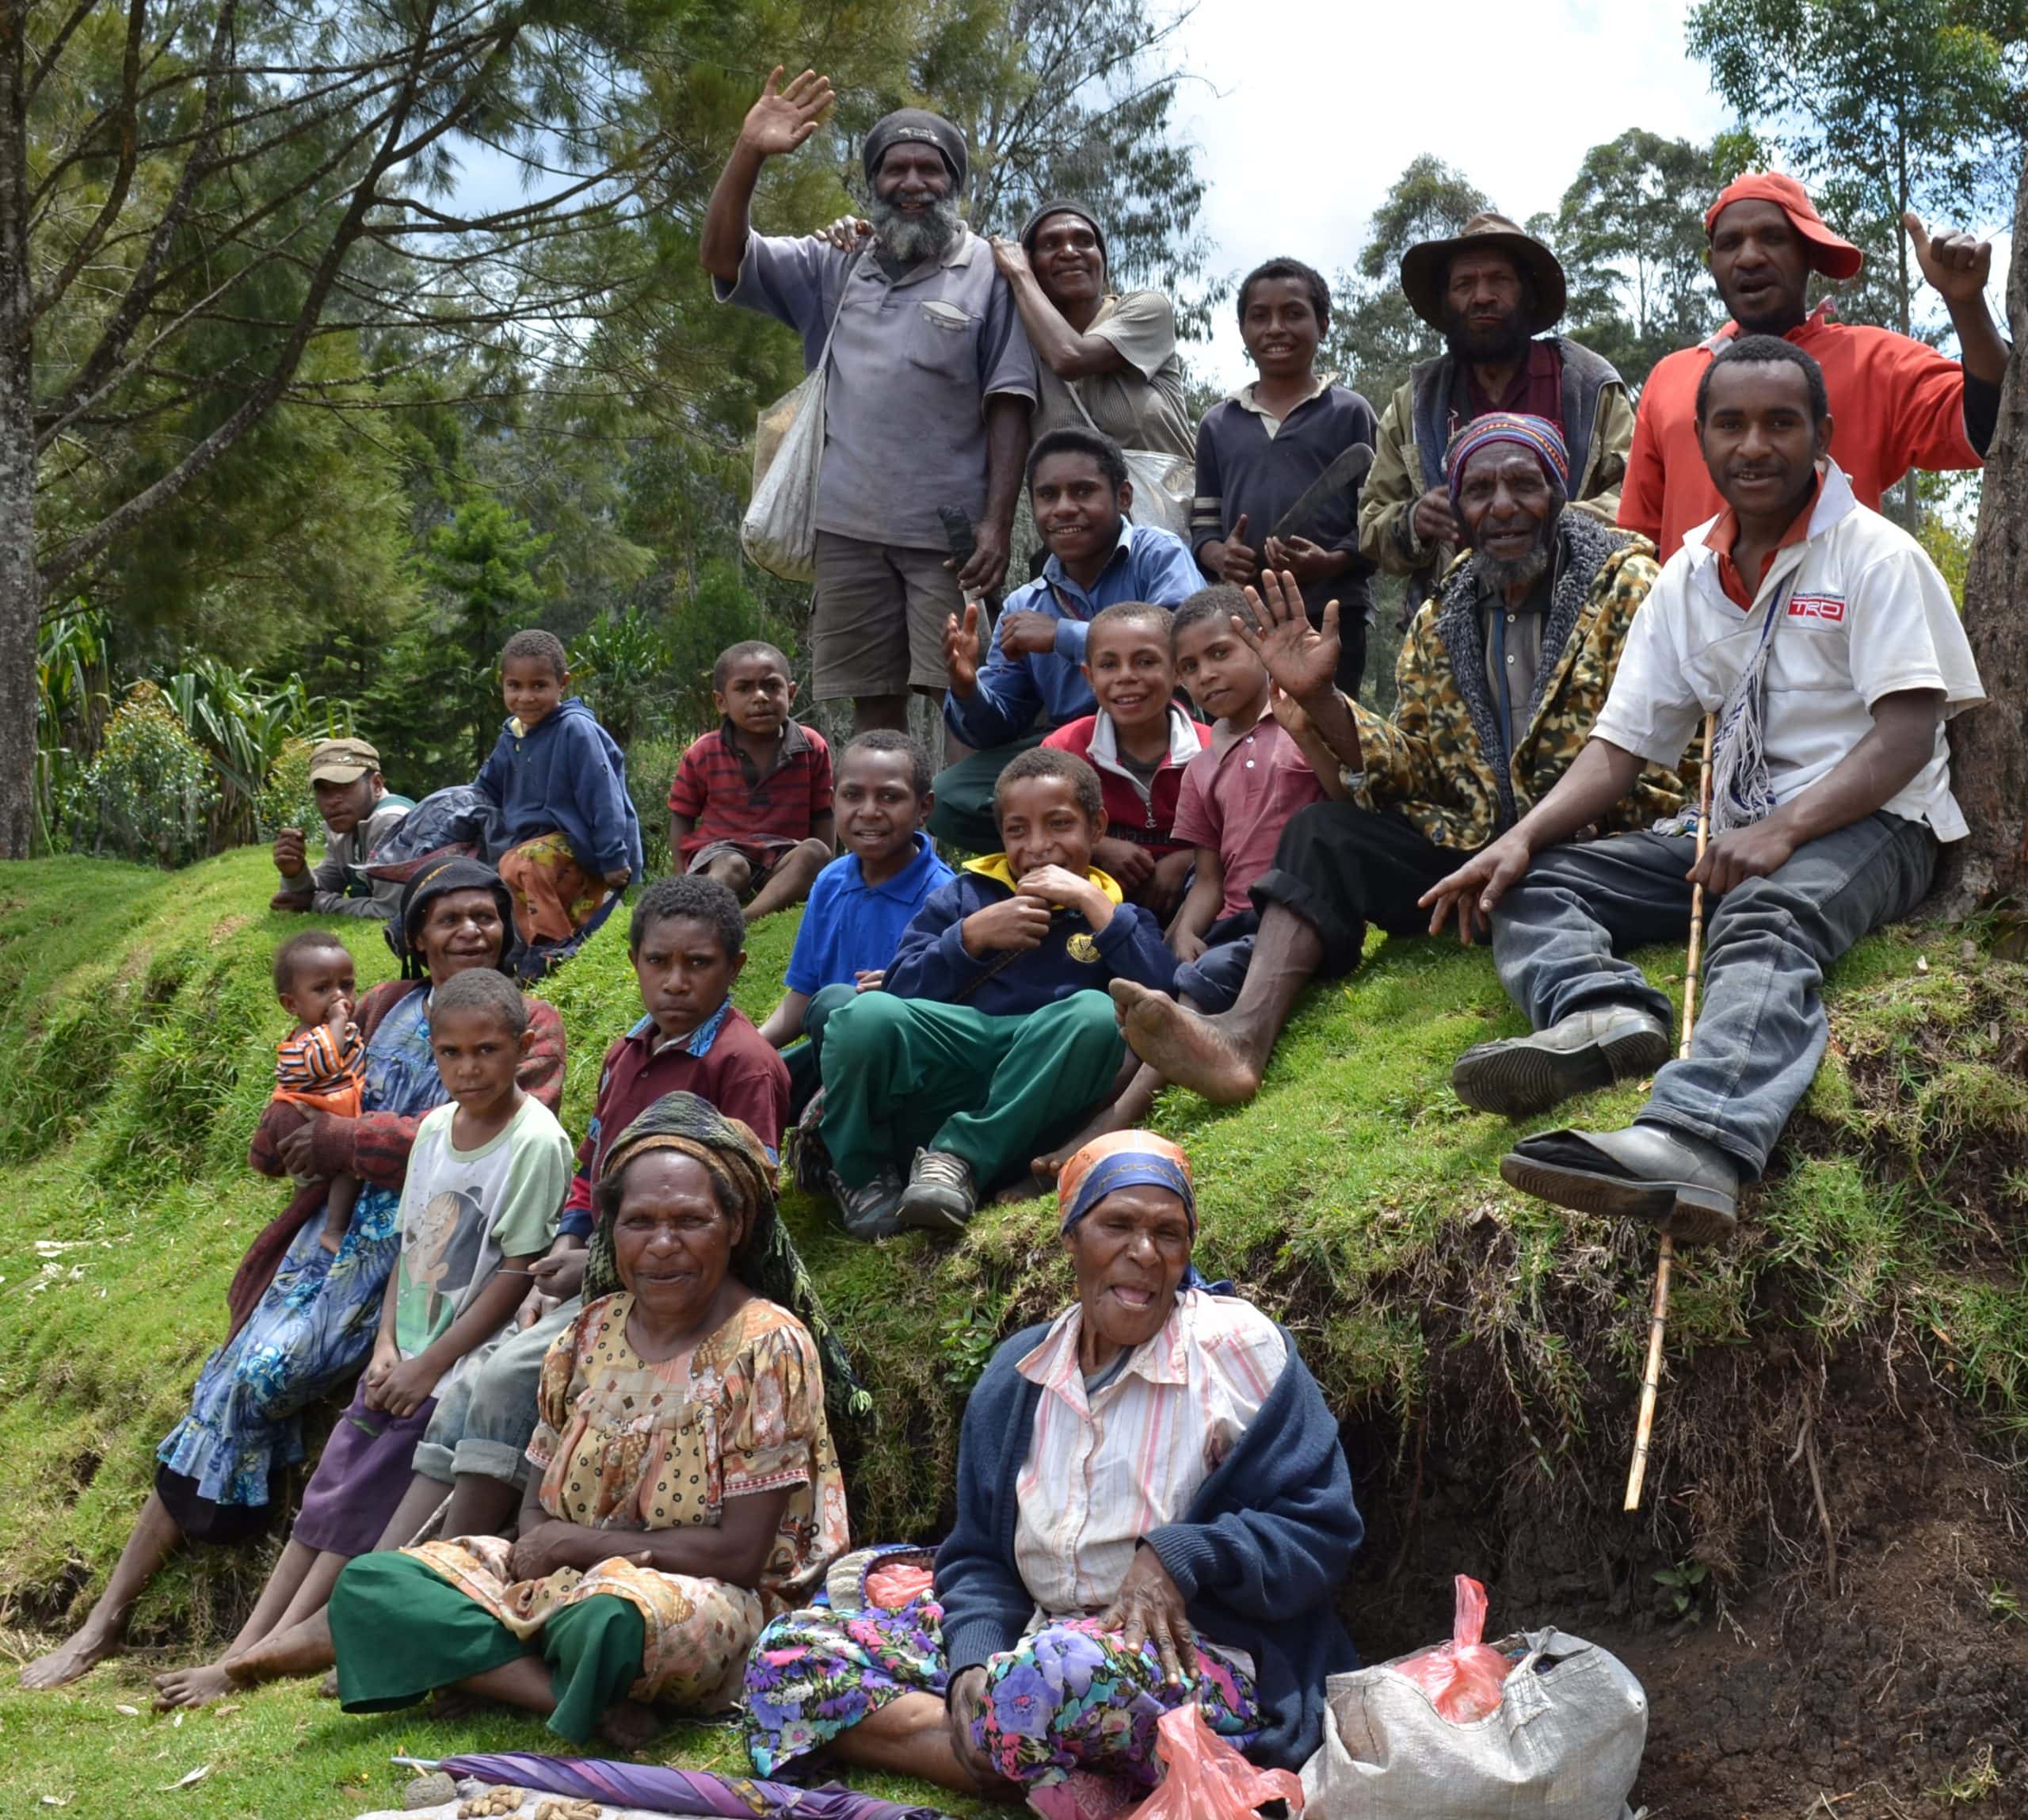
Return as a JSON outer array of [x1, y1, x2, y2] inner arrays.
[[1133, 1702, 1305, 1818], [1388, 1575, 1511, 1723]]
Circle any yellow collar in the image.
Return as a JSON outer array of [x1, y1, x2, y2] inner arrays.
[[963, 853, 1125, 904]]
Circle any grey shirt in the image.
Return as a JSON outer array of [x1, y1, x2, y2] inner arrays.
[[1032, 292, 1195, 460], [718, 227, 1038, 551], [1475, 567, 1553, 761], [277, 793, 412, 920]]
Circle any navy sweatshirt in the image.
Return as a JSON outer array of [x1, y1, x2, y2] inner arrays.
[[882, 857, 1176, 1013], [474, 696, 645, 879], [936, 1312, 1364, 1772]]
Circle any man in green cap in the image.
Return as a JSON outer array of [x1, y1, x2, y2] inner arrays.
[[270, 738, 413, 919], [1359, 212, 1634, 601]]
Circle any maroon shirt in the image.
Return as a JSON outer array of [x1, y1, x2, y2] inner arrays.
[[667, 719, 833, 863], [1458, 338, 1564, 430], [558, 1000, 790, 1232]]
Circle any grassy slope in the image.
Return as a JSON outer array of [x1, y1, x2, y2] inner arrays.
[[0, 849, 2023, 1818]]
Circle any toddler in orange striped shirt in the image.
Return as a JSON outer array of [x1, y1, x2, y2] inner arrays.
[[270, 930, 366, 1252]]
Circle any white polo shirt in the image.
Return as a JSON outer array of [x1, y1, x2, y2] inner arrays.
[[1591, 460, 1984, 840]]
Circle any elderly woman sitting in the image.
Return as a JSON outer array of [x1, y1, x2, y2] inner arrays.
[[326, 1093, 848, 1749], [743, 1132, 1362, 1804]]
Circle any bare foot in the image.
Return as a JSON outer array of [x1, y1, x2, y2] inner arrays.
[[317, 1668, 340, 1699], [1032, 1102, 1140, 1182], [1109, 980, 1264, 1106], [151, 1661, 237, 1711], [598, 1697, 661, 1752], [19, 1623, 121, 1690], [993, 1172, 1046, 1206], [430, 1685, 486, 1723]]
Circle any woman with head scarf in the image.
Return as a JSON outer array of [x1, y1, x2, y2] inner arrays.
[[22, 861, 566, 1693], [326, 1093, 849, 1752], [992, 203, 1195, 465], [741, 1133, 1362, 1809]]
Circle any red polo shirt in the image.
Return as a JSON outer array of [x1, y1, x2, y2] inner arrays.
[[1701, 471, 1824, 610], [1619, 304, 1980, 560]]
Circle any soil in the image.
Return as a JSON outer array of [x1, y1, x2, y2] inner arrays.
[[1342, 1356, 2028, 1818]]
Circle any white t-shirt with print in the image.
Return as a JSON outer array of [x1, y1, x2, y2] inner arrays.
[[392, 1095, 571, 1398], [1592, 460, 1984, 840]]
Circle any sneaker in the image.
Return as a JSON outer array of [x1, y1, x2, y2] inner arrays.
[[898, 1148, 975, 1233], [829, 1165, 905, 1240], [1450, 1005, 1673, 1118]]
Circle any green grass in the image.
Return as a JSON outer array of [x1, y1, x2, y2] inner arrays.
[[2, 847, 2026, 1818]]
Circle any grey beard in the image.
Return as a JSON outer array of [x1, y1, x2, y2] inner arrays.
[[871, 194, 962, 265], [1473, 528, 1555, 593]]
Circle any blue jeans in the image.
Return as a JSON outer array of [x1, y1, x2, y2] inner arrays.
[[412, 1296, 582, 1489], [1490, 814, 1936, 1177]]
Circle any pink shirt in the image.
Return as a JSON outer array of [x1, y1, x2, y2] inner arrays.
[[1171, 716, 1325, 921]]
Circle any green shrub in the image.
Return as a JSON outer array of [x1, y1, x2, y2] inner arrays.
[[60, 683, 218, 868], [256, 735, 318, 840], [627, 734, 680, 879]]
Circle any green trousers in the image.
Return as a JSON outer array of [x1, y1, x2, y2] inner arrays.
[[819, 989, 1125, 1192], [329, 1550, 646, 1744], [927, 730, 1047, 854]]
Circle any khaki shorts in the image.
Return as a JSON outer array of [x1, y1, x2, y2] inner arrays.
[[812, 531, 963, 702]]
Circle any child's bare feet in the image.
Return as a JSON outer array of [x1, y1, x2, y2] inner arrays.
[[151, 1660, 237, 1710], [598, 1697, 661, 1751], [992, 1173, 1047, 1206], [19, 1619, 122, 1689]]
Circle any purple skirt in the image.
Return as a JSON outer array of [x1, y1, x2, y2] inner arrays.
[[292, 1376, 436, 1556]]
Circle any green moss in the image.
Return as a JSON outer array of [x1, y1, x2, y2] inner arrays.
[[2, 848, 2026, 1818]]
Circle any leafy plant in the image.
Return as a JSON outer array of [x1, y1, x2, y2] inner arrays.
[[161, 659, 349, 848], [625, 735, 680, 880], [61, 684, 219, 869], [1653, 1559, 1708, 1621], [571, 607, 673, 750], [938, 1302, 1005, 1392], [1931, 1743, 2002, 1806]]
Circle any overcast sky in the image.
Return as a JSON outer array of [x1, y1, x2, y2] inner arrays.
[[1168, 0, 2013, 387]]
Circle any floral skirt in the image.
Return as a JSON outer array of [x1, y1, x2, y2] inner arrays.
[[497, 833, 609, 946], [743, 1593, 1257, 1788]]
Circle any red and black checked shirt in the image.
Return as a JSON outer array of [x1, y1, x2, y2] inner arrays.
[[666, 719, 833, 863]]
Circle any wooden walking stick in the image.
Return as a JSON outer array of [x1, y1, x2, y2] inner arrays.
[[1625, 708, 1718, 1513]]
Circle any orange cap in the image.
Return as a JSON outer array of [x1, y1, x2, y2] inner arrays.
[[1704, 172, 1862, 280]]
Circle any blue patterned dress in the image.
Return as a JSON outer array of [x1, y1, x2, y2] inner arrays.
[[156, 989, 441, 1511]]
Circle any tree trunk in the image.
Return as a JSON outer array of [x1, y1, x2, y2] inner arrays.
[[0, 2, 39, 862], [1938, 145, 2028, 914]]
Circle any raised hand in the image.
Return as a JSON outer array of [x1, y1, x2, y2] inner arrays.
[[942, 601, 986, 696], [1234, 567, 1339, 708], [738, 67, 834, 159], [1903, 212, 1992, 310]]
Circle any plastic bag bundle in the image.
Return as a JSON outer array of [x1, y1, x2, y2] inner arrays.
[[1134, 1704, 1305, 1820], [1386, 1577, 1510, 1724]]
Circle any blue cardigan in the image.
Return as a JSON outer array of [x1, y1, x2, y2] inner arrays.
[[473, 696, 644, 879], [934, 1313, 1363, 1771]]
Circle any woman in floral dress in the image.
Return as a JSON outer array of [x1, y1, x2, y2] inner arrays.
[[326, 1093, 848, 1749]]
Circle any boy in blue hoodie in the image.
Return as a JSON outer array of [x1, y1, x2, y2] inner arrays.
[[478, 630, 644, 948], [817, 746, 1175, 1235]]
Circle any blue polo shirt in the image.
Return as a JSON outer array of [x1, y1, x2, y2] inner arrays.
[[783, 833, 957, 996]]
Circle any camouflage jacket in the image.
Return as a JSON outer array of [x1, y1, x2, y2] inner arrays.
[[1349, 511, 1685, 849]]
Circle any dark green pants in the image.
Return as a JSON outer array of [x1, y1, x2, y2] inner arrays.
[[329, 1550, 646, 1744], [927, 730, 1047, 854], [818, 989, 1125, 1192]]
